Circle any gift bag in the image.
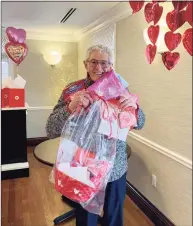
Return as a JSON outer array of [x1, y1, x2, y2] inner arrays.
[[87, 70, 139, 140], [50, 70, 139, 215], [51, 101, 117, 215]]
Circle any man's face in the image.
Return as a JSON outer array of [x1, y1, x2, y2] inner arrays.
[[84, 50, 112, 81]]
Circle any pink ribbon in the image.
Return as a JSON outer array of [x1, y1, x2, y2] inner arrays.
[[89, 92, 119, 138]]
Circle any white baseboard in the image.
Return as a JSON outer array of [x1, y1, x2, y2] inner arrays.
[[2, 162, 29, 171], [128, 131, 192, 170]]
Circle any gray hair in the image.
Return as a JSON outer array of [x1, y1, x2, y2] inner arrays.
[[85, 44, 114, 64]]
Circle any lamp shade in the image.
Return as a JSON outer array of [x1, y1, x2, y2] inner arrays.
[[43, 51, 62, 66]]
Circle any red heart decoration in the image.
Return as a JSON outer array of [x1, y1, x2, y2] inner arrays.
[[129, 1, 145, 14], [164, 31, 182, 51], [166, 10, 186, 32], [153, 3, 163, 25], [162, 52, 180, 70], [148, 25, 160, 45], [172, 1, 189, 11], [144, 3, 155, 23], [146, 44, 157, 64], [5, 42, 28, 65], [185, 2, 192, 27], [182, 28, 192, 56]]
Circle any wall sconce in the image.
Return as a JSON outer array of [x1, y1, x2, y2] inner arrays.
[[43, 51, 62, 66], [143, 25, 168, 54]]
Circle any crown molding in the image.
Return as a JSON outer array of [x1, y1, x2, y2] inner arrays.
[[22, 2, 131, 42], [76, 2, 132, 41], [26, 31, 78, 42], [2, 2, 131, 42], [2, 26, 78, 42], [3, 2, 131, 42]]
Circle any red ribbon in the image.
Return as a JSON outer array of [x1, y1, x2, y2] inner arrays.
[[90, 92, 119, 138], [72, 91, 138, 139]]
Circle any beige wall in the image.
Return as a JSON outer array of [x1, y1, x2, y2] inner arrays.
[[78, 35, 92, 79], [15, 39, 78, 138], [116, 3, 192, 225], [15, 39, 78, 106], [127, 136, 192, 226]]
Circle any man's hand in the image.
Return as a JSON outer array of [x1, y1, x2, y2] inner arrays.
[[68, 90, 93, 112]]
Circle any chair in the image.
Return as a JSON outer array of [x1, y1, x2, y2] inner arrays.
[[33, 138, 131, 225]]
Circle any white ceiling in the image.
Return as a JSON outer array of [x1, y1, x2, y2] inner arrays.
[[2, 2, 120, 36]]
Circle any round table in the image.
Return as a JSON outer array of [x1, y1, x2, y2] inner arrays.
[[34, 138, 60, 166], [34, 138, 131, 166], [33, 138, 131, 225]]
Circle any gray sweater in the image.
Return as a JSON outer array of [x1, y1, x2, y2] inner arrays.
[[45, 78, 145, 182]]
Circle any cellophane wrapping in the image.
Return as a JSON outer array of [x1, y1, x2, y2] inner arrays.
[[50, 70, 139, 215]]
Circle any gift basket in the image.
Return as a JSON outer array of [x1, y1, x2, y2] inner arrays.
[[50, 70, 139, 214]]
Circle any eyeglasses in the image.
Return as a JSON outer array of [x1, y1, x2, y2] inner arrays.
[[87, 59, 111, 68]]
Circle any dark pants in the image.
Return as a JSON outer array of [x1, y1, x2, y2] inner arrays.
[[76, 173, 126, 226]]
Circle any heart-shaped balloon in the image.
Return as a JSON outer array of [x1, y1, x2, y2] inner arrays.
[[166, 10, 186, 32], [146, 44, 157, 64], [148, 25, 160, 45], [162, 52, 180, 70], [129, 1, 145, 14], [144, 3, 155, 23], [5, 42, 28, 65], [182, 28, 192, 56], [153, 3, 163, 25], [164, 31, 182, 51], [6, 27, 26, 44], [172, 1, 189, 11], [185, 2, 192, 27]]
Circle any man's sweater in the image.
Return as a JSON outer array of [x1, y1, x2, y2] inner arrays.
[[45, 77, 145, 182]]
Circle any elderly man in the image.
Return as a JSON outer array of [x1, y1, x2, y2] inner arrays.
[[46, 44, 145, 226]]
